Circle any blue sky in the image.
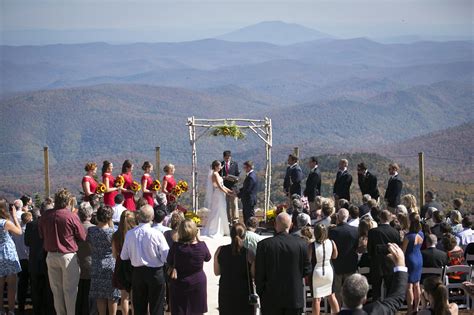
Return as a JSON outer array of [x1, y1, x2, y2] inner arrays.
[[1, 0, 472, 44]]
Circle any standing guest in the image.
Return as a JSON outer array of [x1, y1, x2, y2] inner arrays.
[[368, 210, 401, 300], [0, 200, 23, 315], [348, 205, 360, 227], [304, 156, 322, 211], [102, 161, 120, 207], [13, 199, 24, 221], [311, 224, 340, 315], [120, 205, 169, 315], [452, 198, 465, 216], [357, 162, 380, 200], [396, 205, 408, 215], [255, 212, 312, 315], [402, 194, 419, 215], [39, 188, 86, 315], [436, 223, 452, 251], [76, 202, 95, 315], [421, 234, 448, 281], [284, 154, 304, 198], [357, 218, 376, 268], [167, 219, 211, 315], [82, 162, 98, 202], [121, 160, 136, 211], [333, 159, 352, 202], [430, 211, 444, 240], [88, 206, 120, 315], [384, 163, 403, 212], [152, 208, 171, 234], [329, 208, 359, 305], [141, 161, 155, 206], [162, 164, 177, 206], [449, 210, 463, 234], [314, 199, 335, 227], [243, 217, 263, 258], [237, 161, 258, 224], [359, 194, 372, 218], [20, 194, 33, 213], [402, 213, 424, 315], [13, 212, 31, 314], [396, 213, 410, 241], [292, 212, 311, 237], [164, 211, 185, 248], [456, 216, 473, 249], [214, 223, 253, 315], [337, 198, 350, 212], [112, 194, 126, 224], [420, 191, 443, 219], [220, 150, 241, 225], [417, 276, 458, 315], [112, 210, 137, 315], [425, 207, 439, 228]]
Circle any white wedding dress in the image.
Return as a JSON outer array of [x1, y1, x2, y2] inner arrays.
[[201, 171, 230, 238]]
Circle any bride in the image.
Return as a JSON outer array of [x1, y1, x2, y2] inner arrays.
[[201, 160, 234, 237]]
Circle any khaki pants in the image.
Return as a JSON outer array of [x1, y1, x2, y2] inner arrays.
[[333, 272, 355, 306], [226, 194, 239, 224], [46, 252, 80, 315]]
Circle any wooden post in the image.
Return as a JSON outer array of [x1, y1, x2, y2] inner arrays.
[[293, 147, 299, 158], [418, 152, 425, 208], [155, 146, 161, 180], [43, 146, 50, 197]]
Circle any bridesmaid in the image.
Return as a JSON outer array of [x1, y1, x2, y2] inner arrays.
[[162, 164, 177, 204], [82, 162, 98, 202], [102, 161, 120, 207], [141, 161, 154, 206], [120, 160, 136, 211]]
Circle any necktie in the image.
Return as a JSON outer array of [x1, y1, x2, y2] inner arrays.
[[226, 162, 229, 174]]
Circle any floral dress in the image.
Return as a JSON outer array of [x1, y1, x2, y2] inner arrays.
[[0, 219, 21, 276]]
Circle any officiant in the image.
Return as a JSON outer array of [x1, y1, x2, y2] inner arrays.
[[220, 150, 241, 225]]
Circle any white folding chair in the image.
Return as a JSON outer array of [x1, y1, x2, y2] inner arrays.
[[420, 267, 445, 308], [444, 265, 472, 309]]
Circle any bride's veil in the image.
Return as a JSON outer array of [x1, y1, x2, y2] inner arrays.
[[204, 168, 213, 210]]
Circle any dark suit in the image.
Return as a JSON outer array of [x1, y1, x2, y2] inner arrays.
[[220, 160, 240, 189], [358, 171, 379, 200], [304, 167, 321, 202], [333, 170, 352, 201], [421, 247, 448, 280], [238, 171, 258, 224], [220, 160, 241, 223], [384, 175, 403, 208], [256, 232, 312, 315], [284, 164, 304, 196], [338, 271, 408, 315], [359, 203, 371, 218], [367, 224, 401, 300], [420, 201, 444, 219]]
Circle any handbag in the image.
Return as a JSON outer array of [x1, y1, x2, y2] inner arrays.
[[167, 251, 177, 280]]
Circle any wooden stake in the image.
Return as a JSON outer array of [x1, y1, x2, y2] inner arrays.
[[155, 146, 161, 180], [418, 152, 425, 208], [293, 147, 299, 158], [43, 146, 50, 197]]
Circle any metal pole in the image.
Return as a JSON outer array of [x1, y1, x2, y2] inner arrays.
[[43, 146, 50, 197], [155, 146, 161, 180], [293, 147, 299, 158], [418, 152, 425, 208]]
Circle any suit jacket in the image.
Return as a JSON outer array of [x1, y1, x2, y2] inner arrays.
[[421, 247, 448, 268], [359, 203, 371, 218], [367, 224, 401, 276], [24, 220, 47, 275], [304, 167, 321, 202], [238, 171, 257, 205], [329, 222, 359, 274], [363, 271, 408, 315], [220, 160, 240, 189], [358, 171, 380, 199], [420, 201, 444, 218], [333, 170, 352, 201], [284, 164, 304, 196], [256, 232, 312, 310], [384, 175, 403, 208]]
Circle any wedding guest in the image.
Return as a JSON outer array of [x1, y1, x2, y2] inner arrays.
[[292, 212, 311, 237], [167, 219, 211, 315], [417, 276, 458, 315], [20, 194, 32, 213], [348, 205, 360, 227], [82, 162, 98, 202], [384, 163, 403, 212], [121, 160, 136, 211], [141, 161, 155, 206], [449, 210, 463, 234], [164, 211, 185, 248], [136, 197, 148, 212], [402, 194, 419, 215], [396, 212, 409, 241], [304, 156, 321, 211], [152, 208, 171, 234], [121, 205, 169, 315], [214, 223, 253, 315], [421, 191, 443, 219], [76, 202, 95, 315], [456, 216, 473, 249], [452, 198, 465, 216], [357, 162, 379, 200], [13, 199, 24, 221], [12, 211, 31, 314], [358, 195, 372, 219], [220, 150, 241, 225], [436, 223, 452, 251], [396, 205, 408, 215], [243, 217, 263, 258], [421, 234, 448, 281], [0, 200, 23, 315], [314, 198, 335, 227], [88, 206, 120, 315], [255, 212, 312, 315], [357, 218, 375, 268], [337, 198, 350, 212], [112, 194, 126, 224], [112, 210, 137, 315], [443, 234, 465, 282], [162, 164, 177, 206], [39, 188, 86, 315], [333, 159, 352, 201], [102, 161, 119, 207], [430, 211, 444, 239]]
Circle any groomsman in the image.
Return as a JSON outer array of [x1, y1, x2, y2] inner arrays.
[[357, 162, 380, 200], [384, 163, 403, 212], [237, 161, 258, 225], [283, 154, 304, 197], [220, 150, 240, 224], [333, 159, 352, 201], [303, 156, 321, 211]]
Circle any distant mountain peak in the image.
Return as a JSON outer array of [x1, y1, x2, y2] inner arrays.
[[217, 20, 334, 45]]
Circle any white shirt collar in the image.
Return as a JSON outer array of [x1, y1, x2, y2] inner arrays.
[[311, 165, 318, 172], [290, 163, 298, 168], [247, 169, 254, 175]]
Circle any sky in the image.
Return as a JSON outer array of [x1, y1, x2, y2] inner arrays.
[[1, 0, 472, 45]]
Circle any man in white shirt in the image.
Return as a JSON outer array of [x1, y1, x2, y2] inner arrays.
[[152, 208, 171, 234], [456, 216, 473, 249], [121, 205, 169, 315], [112, 194, 127, 223]]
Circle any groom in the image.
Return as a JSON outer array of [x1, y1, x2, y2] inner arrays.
[[238, 160, 258, 225]]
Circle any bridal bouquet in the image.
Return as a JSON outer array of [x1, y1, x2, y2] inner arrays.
[[151, 179, 161, 191], [96, 183, 107, 194], [130, 181, 141, 193], [115, 175, 125, 188]]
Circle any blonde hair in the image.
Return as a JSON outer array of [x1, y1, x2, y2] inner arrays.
[[163, 164, 175, 174], [402, 194, 419, 214], [84, 162, 97, 172], [178, 218, 199, 243]]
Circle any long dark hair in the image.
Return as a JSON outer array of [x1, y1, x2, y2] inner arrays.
[[231, 223, 246, 255], [122, 159, 132, 174], [102, 160, 112, 176], [423, 276, 451, 315], [409, 213, 422, 233]]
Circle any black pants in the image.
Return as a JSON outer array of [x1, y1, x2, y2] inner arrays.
[[371, 273, 394, 301], [30, 272, 56, 315], [76, 279, 91, 315], [17, 259, 30, 312], [262, 306, 302, 315], [242, 200, 256, 225], [132, 266, 165, 315]]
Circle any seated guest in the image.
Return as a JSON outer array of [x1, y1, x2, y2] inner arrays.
[[456, 216, 473, 249], [152, 208, 171, 234], [359, 194, 372, 218], [402, 194, 419, 215], [314, 199, 334, 227], [417, 276, 458, 315], [421, 234, 448, 281], [338, 199, 350, 211], [452, 198, 465, 217], [243, 217, 263, 259], [442, 234, 465, 282], [424, 207, 438, 228], [348, 205, 360, 227], [339, 243, 408, 315], [466, 242, 474, 265], [436, 223, 452, 251], [421, 191, 443, 219], [292, 212, 311, 237], [214, 223, 253, 315], [112, 194, 126, 224], [449, 210, 463, 234]]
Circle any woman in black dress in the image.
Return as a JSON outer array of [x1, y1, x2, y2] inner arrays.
[[214, 223, 254, 315]]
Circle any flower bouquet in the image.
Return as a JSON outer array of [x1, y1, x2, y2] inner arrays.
[[115, 175, 125, 188], [184, 211, 201, 226], [151, 179, 161, 192], [169, 180, 189, 203], [130, 181, 141, 194], [96, 183, 107, 194], [210, 122, 245, 140]]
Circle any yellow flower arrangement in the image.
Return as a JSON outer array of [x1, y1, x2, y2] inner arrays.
[[151, 179, 161, 191], [185, 212, 201, 225], [266, 209, 276, 221], [96, 183, 106, 194], [211, 122, 245, 140], [177, 180, 188, 192], [115, 175, 125, 188], [130, 181, 141, 193]]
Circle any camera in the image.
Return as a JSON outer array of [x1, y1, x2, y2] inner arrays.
[[376, 244, 390, 256]]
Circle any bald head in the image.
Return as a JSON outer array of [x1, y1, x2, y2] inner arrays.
[[275, 212, 291, 233], [138, 204, 154, 223], [337, 208, 349, 224]]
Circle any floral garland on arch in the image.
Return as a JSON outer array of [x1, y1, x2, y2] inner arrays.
[[210, 122, 245, 140]]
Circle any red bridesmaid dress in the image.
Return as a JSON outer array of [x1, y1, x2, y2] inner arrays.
[[103, 173, 117, 207], [82, 176, 98, 202], [163, 175, 176, 204], [142, 174, 154, 206], [122, 172, 136, 211]]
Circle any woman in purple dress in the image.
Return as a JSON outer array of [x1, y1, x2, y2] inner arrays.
[[167, 219, 211, 315]]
